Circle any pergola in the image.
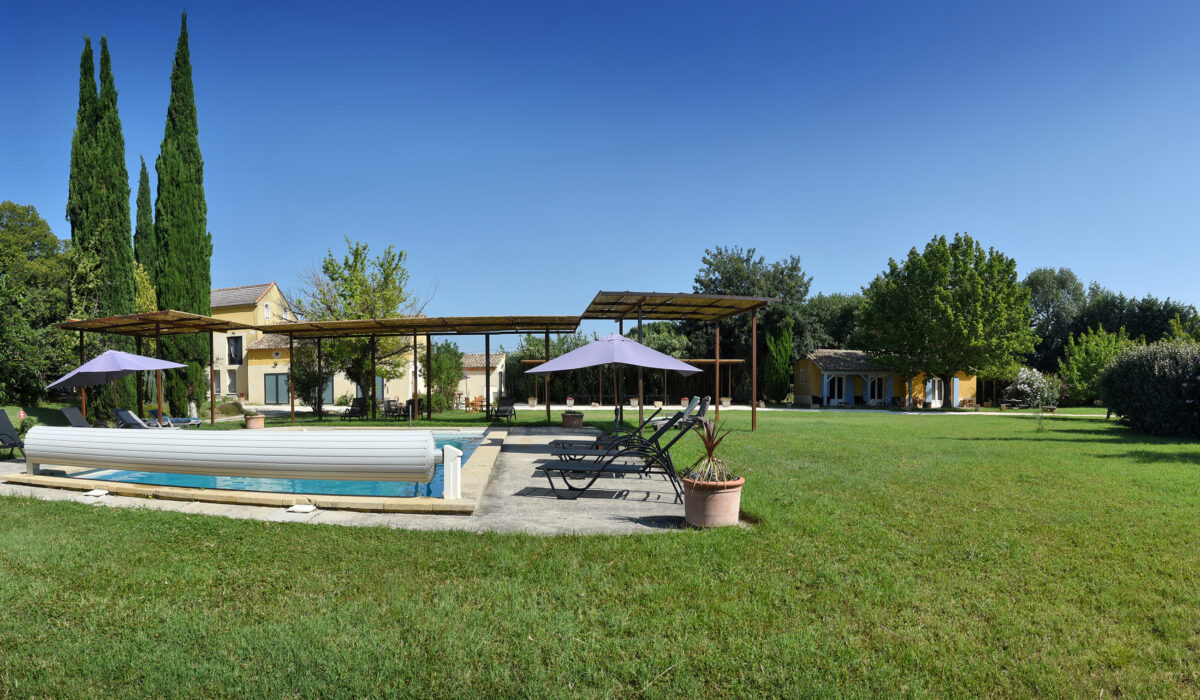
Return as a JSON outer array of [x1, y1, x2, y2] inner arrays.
[[256, 315, 581, 423], [56, 310, 259, 425], [581, 291, 778, 431]]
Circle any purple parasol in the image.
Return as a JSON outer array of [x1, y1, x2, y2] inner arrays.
[[526, 334, 700, 374], [45, 349, 187, 390]]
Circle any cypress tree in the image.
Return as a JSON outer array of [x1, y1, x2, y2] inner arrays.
[[134, 156, 156, 285], [155, 13, 212, 414], [66, 37, 98, 250]]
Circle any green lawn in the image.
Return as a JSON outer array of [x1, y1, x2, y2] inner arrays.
[[2, 411, 1199, 696]]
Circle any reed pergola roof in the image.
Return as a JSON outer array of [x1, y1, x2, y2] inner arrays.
[[581, 291, 779, 321], [256, 315, 581, 338], [56, 310, 257, 336]]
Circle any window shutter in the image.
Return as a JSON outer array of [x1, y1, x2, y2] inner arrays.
[[952, 377, 960, 407]]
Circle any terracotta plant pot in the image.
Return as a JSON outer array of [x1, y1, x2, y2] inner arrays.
[[682, 476, 745, 528], [566, 398, 574, 407], [561, 412, 583, 429], [527, 398, 537, 407], [244, 415, 265, 430]]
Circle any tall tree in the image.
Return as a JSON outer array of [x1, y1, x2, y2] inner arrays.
[[1058, 325, 1139, 406], [858, 233, 1036, 401], [66, 37, 98, 249], [134, 156, 157, 285], [155, 13, 213, 414], [802, 293, 863, 350], [1023, 267, 1085, 371]]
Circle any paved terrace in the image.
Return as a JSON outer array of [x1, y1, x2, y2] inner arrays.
[[0, 427, 685, 535]]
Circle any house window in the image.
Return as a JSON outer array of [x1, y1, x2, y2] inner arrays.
[[264, 373, 289, 405], [225, 369, 237, 394], [227, 336, 243, 366], [264, 302, 271, 321], [869, 377, 886, 401], [828, 376, 844, 401], [929, 377, 944, 404]]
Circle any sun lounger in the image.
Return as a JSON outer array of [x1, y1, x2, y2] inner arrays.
[[537, 411, 697, 502], [549, 398, 695, 456], [61, 406, 92, 428], [0, 412, 25, 459], [149, 409, 201, 428], [648, 396, 710, 431], [114, 409, 176, 429], [491, 397, 516, 424], [548, 399, 696, 463]]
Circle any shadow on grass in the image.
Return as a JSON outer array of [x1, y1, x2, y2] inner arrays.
[[1089, 450, 1200, 466]]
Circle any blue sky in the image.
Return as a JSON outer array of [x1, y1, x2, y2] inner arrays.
[[2, 1, 1198, 351]]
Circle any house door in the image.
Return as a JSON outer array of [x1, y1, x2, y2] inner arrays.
[[322, 378, 334, 405], [927, 377, 944, 408], [264, 373, 289, 405], [226, 369, 237, 395]]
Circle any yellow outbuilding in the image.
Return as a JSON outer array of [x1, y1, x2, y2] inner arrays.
[[793, 349, 977, 408]]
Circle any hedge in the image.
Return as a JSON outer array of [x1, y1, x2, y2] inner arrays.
[[1098, 340, 1200, 438]]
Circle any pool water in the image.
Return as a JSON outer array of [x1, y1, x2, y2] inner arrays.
[[72, 434, 483, 499]]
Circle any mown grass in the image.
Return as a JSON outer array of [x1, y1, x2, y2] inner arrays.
[[2, 411, 1199, 696]]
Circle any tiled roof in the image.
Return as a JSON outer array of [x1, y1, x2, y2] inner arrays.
[[461, 353, 505, 369], [807, 349, 895, 373], [248, 333, 290, 350], [211, 283, 274, 308]]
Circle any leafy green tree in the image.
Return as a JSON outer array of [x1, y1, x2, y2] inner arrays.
[[155, 14, 213, 413], [682, 246, 811, 402], [288, 340, 333, 418], [1058, 325, 1140, 405], [134, 156, 157, 285], [641, 322, 688, 357], [764, 323, 794, 401], [859, 233, 1036, 402], [289, 237, 426, 398], [426, 340, 464, 412], [1023, 267, 1086, 371], [1073, 283, 1198, 346], [802, 293, 862, 350]]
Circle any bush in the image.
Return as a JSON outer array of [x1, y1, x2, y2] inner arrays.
[[1098, 340, 1200, 437], [335, 393, 352, 407], [1004, 367, 1060, 408], [1058, 325, 1140, 406]]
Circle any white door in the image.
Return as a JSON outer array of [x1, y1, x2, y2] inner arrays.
[[226, 369, 237, 395], [928, 377, 944, 408]]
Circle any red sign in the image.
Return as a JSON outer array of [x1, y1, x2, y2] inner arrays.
[[17, 409, 26, 420]]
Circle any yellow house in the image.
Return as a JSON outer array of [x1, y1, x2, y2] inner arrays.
[[793, 349, 977, 408], [209, 283, 427, 406], [457, 353, 506, 404]]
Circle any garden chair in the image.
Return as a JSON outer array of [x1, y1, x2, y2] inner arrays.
[[341, 397, 367, 421], [0, 412, 25, 460], [61, 407, 92, 428], [491, 397, 516, 424]]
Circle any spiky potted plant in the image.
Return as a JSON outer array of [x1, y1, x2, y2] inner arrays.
[[681, 419, 743, 527]]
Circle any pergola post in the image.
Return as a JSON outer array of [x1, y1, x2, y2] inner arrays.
[[79, 330, 86, 420], [155, 323, 162, 427], [617, 319, 623, 423], [136, 336, 144, 419], [289, 334, 295, 424], [751, 312, 757, 431], [425, 334, 432, 420], [637, 305, 644, 431], [209, 331, 215, 425], [411, 331, 418, 424], [485, 333, 491, 419], [714, 322, 721, 421], [316, 338, 323, 421], [544, 330, 550, 423], [370, 335, 378, 420]]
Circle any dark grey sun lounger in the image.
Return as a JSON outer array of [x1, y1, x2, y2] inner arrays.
[[115, 409, 176, 429], [649, 396, 710, 431], [0, 411, 25, 459], [548, 398, 697, 463], [549, 397, 697, 458], [61, 406, 92, 428]]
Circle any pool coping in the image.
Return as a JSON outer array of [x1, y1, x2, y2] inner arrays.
[[1, 427, 506, 515]]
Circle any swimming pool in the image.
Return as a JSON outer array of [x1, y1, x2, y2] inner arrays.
[[71, 433, 483, 499]]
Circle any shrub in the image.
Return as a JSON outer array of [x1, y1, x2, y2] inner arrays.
[[335, 393, 352, 407], [1004, 367, 1059, 409], [1058, 325, 1140, 406], [1098, 340, 1200, 437]]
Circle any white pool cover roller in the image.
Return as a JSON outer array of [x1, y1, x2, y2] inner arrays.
[[24, 427, 437, 482]]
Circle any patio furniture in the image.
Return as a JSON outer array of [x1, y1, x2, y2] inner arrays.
[[149, 409, 202, 428], [341, 397, 367, 421], [549, 399, 695, 463], [61, 406, 92, 428], [114, 409, 176, 429], [382, 399, 403, 419], [0, 412, 25, 459], [491, 396, 516, 424], [537, 409, 697, 502], [648, 396, 709, 431]]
